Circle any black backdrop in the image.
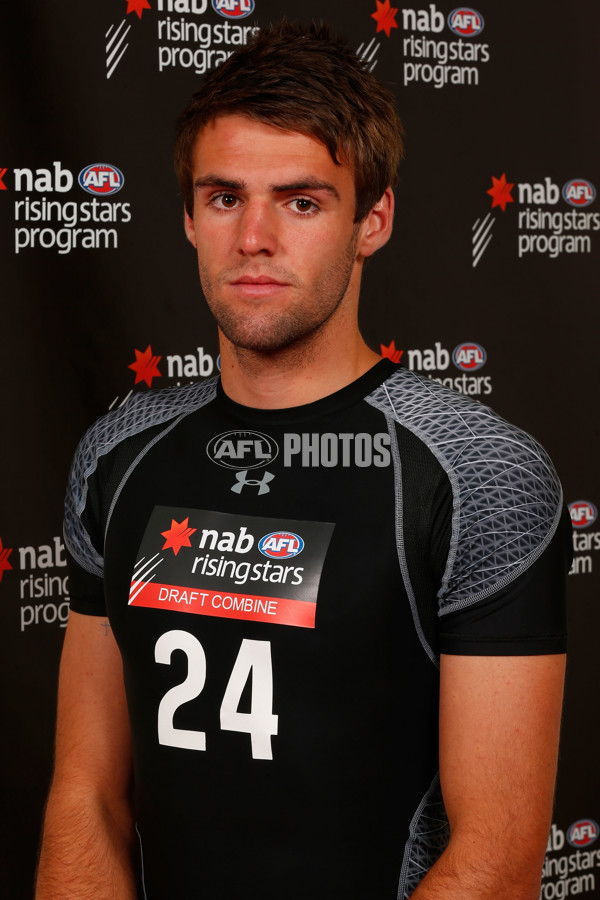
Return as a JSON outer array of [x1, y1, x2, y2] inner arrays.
[[2, 2, 599, 897]]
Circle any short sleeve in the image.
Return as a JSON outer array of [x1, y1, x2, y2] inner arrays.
[[437, 507, 571, 655], [365, 367, 572, 659], [66, 549, 107, 616], [62, 378, 220, 619]]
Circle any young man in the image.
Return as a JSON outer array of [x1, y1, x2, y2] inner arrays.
[[37, 22, 570, 899]]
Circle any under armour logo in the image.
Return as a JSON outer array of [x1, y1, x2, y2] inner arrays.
[[231, 470, 275, 495]]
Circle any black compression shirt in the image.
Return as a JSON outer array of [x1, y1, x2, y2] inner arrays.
[[64, 360, 570, 898]]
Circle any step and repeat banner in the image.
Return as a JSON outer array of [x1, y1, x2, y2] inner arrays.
[[1, 1, 598, 897]]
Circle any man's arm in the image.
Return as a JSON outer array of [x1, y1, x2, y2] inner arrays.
[[410, 653, 566, 899], [36, 611, 137, 900]]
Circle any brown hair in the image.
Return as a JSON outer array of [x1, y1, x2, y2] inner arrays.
[[174, 20, 404, 222]]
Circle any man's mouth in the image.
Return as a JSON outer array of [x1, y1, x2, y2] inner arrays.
[[231, 275, 288, 285], [229, 274, 291, 297]]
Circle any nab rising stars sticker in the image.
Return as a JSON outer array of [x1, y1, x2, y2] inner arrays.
[[129, 507, 334, 629]]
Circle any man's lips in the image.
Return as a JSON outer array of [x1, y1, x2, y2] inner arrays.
[[230, 275, 289, 285], [228, 275, 291, 297]]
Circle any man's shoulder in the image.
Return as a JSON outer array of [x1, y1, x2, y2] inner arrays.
[[369, 365, 556, 478], [64, 378, 220, 577], [76, 377, 219, 463], [370, 363, 498, 426], [369, 366, 566, 611]]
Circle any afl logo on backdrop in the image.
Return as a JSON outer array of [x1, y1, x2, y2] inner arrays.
[[562, 179, 596, 208], [207, 430, 278, 470], [212, 0, 255, 18], [568, 501, 597, 529], [258, 532, 304, 559], [78, 164, 124, 196], [452, 343, 487, 371], [447, 8, 484, 36], [567, 820, 600, 848]]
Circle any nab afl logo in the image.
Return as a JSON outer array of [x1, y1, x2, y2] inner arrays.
[[448, 8, 484, 36], [78, 164, 124, 196], [568, 501, 597, 529], [562, 179, 596, 208], [567, 820, 600, 847], [212, 0, 255, 18], [452, 342, 486, 371], [259, 531, 304, 559], [206, 430, 278, 470]]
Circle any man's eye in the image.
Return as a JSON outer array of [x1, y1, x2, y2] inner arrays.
[[290, 198, 317, 214], [213, 193, 238, 209]]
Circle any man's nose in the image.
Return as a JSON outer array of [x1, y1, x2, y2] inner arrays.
[[237, 201, 278, 256]]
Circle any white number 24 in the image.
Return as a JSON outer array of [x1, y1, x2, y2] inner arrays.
[[155, 630, 278, 760]]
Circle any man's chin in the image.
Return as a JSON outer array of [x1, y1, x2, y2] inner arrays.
[[225, 332, 304, 355], [215, 312, 319, 356]]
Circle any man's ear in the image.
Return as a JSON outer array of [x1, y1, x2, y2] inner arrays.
[[357, 188, 394, 259], [183, 207, 197, 248]]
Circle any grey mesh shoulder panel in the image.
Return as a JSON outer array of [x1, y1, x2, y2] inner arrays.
[[366, 368, 563, 614], [64, 378, 218, 579]]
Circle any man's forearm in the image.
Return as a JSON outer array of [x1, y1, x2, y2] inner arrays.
[[409, 840, 543, 900], [36, 784, 137, 900]]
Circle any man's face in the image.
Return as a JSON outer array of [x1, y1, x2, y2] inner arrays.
[[184, 114, 367, 354]]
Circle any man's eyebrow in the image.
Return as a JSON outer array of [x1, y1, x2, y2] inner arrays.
[[193, 175, 246, 191], [193, 175, 340, 200], [270, 178, 340, 199]]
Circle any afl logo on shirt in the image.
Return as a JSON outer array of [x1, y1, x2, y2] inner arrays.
[[258, 532, 304, 559], [78, 164, 124, 195], [207, 430, 279, 470], [453, 342, 487, 371]]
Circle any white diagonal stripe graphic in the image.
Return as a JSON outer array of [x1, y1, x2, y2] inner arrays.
[[357, 37, 376, 59], [130, 560, 163, 591], [106, 22, 131, 79], [357, 37, 380, 69], [107, 29, 130, 68], [107, 45, 129, 79], [472, 213, 494, 267], [367, 42, 380, 63], [131, 553, 162, 586], [106, 19, 128, 52], [472, 211, 492, 241], [129, 573, 157, 604], [472, 232, 494, 267], [473, 217, 494, 255]]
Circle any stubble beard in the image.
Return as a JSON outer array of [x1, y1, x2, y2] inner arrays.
[[197, 230, 360, 356]]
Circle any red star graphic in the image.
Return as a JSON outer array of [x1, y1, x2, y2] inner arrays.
[[487, 173, 514, 212], [0, 538, 13, 582], [128, 345, 162, 388], [371, 0, 399, 37], [0, 168, 7, 190], [161, 518, 197, 556], [380, 339, 403, 363], [125, 0, 151, 19]]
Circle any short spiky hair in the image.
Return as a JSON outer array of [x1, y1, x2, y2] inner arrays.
[[174, 20, 404, 222]]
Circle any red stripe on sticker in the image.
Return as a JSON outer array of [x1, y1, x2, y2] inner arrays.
[[129, 581, 316, 628]]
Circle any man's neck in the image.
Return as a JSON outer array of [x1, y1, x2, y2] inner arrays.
[[219, 329, 380, 409]]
